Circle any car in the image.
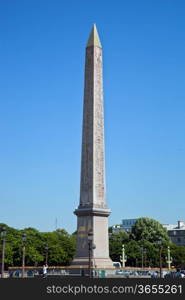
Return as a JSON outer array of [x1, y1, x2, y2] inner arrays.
[[130, 271, 139, 276], [165, 271, 177, 278], [150, 271, 158, 278], [12, 270, 22, 278], [175, 271, 185, 278], [27, 270, 34, 278], [138, 270, 149, 276], [113, 262, 122, 268], [115, 270, 131, 277]]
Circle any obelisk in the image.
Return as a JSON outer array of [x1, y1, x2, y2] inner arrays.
[[72, 25, 113, 268]]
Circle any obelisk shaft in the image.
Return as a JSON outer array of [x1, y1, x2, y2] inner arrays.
[[80, 34, 106, 209], [72, 25, 112, 269]]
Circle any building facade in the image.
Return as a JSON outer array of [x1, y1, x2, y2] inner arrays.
[[163, 221, 185, 246], [112, 218, 137, 233]]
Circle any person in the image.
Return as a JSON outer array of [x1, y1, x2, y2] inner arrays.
[[154, 272, 158, 278], [43, 264, 48, 278]]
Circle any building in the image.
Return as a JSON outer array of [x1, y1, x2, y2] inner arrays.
[[163, 221, 185, 246], [122, 219, 138, 232], [112, 218, 137, 233]]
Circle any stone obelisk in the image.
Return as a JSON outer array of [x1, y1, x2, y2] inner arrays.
[[72, 25, 113, 268]]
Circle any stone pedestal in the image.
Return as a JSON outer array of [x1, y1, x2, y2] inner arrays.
[[72, 209, 113, 268]]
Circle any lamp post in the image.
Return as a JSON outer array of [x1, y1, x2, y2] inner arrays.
[[120, 244, 127, 268], [144, 248, 147, 268], [45, 244, 49, 265], [166, 246, 172, 270], [33, 256, 38, 267], [157, 240, 163, 278], [1, 228, 6, 278], [140, 246, 144, 270], [87, 231, 96, 278], [22, 233, 27, 278], [88, 231, 93, 277], [91, 243, 96, 278]]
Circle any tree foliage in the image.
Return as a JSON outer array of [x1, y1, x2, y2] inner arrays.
[[109, 231, 129, 261], [170, 243, 185, 269], [109, 218, 185, 268], [0, 223, 76, 268], [130, 217, 170, 244]]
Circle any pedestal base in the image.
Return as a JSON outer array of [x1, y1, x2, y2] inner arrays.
[[71, 257, 113, 269]]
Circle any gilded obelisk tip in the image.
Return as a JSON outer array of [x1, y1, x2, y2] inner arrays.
[[86, 24, 102, 48]]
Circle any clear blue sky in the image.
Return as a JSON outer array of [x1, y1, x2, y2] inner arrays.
[[0, 0, 185, 233]]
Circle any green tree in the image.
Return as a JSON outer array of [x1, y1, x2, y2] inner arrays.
[[170, 244, 185, 269], [0, 223, 76, 268], [109, 230, 129, 262], [125, 240, 141, 267], [130, 217, 170, 244], [40, 229, 76, 266]]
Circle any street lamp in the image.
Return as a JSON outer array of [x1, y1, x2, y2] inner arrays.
[[157, 240, 163, 278], [87, 231, 93, 278], [22, 233, 27, 278], [1, 228, 6, 278], [91, 243, 96, 278], [166, 246, 172, 270], [45, 244, 49, 265], [33, 255, 38, 267], [87, 231, 96, 278], [120, 244, 127, 268], [140, 246, 144, 270], [144, 248, 147, 268]]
